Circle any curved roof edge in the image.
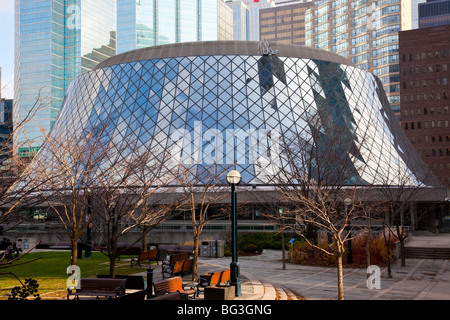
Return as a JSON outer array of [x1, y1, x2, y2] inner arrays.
[[94, 41, 355, 70]]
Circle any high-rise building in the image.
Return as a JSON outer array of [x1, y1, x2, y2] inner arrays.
[[303, 0, 412, 118], [259, 0, 312, 45], [411, 0, 426, 29], [117, 0, 233, 54], [419, 0, 450, 28], [226, 0, 274, 41], [399, 25, 450, 187], [14, 0, 116, 155]]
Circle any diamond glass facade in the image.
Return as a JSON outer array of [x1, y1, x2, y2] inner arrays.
[[32, 41, 437, 188]]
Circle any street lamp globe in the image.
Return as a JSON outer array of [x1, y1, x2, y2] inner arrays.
[[227, 170, 242, 185]]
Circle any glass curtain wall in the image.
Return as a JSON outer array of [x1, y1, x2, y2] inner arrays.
[[14, 0, 116, 154]]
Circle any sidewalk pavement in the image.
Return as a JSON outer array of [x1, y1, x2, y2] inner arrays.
[[164, 234, 450, 300]]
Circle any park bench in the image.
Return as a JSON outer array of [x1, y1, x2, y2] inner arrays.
[[161, 258, 193, 279], [96, 274, 145, 290], [117, 246, 141, 260], [130, 249, 158, 268], [157, 244, 195, 255], [153, 276, 196, 299], [196, 269, 230, 297], [148, 290, 189, 300], [67, 278, 127, 300]]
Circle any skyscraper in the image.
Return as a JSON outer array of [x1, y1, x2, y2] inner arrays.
[[259, 0, 313, 45], [303, 0, 412, 118], [411, 0, 426, 29], [419, 0, 450, 28], [14, 0, 116, 155], [226, 0, 274, 41], [117, 0, 233, 54], [399, 25, 450, 187]]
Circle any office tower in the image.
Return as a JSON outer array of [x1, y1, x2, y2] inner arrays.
[[399, 25, 450, 187], [419, 0, 450, 28], [117, 0, 233, 54], [303, 0, 412, 118], [259, 0, 312, 45], [226, 0, 274, 41], [411, 0, 426, 29], [14, 0, 116, 155], [0, 98, 13, 160]]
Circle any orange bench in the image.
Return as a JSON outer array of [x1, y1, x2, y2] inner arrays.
[[196, 269, 230, 297], [131, 249, 158, 268], [161, 258, 193, 279], [153, 276, 195, 299]]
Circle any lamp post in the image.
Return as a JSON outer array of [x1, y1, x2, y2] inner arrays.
[[227, 170, 241, 296]]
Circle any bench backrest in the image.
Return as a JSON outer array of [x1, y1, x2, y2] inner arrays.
[[96, 275, 145, 290], [147, 249, 157, 260], [182, 259, 193, 273], [153, 277, 183, 294], [209, 269, 230, 286], [219, 269, 230, 284], [79, 278, 127, 293], [118, 247, 141, 256]]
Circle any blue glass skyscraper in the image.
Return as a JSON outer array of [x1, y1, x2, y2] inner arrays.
[[116, 0, 233, 54], [14, 0, 116, 155]]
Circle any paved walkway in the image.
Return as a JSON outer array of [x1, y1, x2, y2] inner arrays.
[[173, 234, 450, 300]]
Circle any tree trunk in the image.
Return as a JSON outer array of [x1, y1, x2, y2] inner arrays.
[[337, 254, 345, 300], [192, 234, 199, 281], [109, 258, 116, 278], [71, 239, 78, 266]]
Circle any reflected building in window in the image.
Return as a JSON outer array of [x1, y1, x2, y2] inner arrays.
[[303, 0, 412, 119], [117, 0, 233, 54], [14, 0, 116, 155]]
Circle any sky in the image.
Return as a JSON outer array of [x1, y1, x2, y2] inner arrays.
[[0, 0, 14, 99]]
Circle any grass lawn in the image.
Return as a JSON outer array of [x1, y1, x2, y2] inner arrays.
[[0, 251, 148, 300]]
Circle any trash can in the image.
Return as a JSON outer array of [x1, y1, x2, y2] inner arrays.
[[200, 240, 225, 258], [200, 241, 213, 257]]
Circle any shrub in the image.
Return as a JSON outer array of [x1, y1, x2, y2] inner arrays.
[[8, 278, 41, 301], [288, 232, 395, 267]]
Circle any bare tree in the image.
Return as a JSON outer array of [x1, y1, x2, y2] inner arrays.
[[374, 161, 441, 269], [0, 89, 49, 228], [26, 122, 112, 266], [273, 113, 370, 300], [88, 140, 176, 277], [173, 163, 231, 281]]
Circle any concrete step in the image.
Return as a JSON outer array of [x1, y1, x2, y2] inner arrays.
[[405, 247, 450, 260]]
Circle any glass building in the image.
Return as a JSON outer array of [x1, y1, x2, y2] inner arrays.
[[14, 0, 116, 155], [419, 0, 450, 28], [28, 41, 439, 189], [303, 0, 412, 119], [226, 0, 275, 41], [117, 0, 233, 54]]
